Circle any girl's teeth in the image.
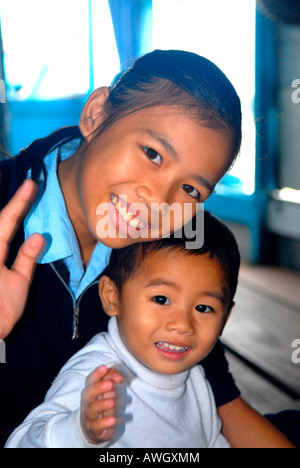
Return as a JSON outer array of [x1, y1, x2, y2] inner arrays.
[[111, 195, 143, 229], [124, 212, 133, 223], [128, 218, 140, 228], [119, 206, 127, 216]]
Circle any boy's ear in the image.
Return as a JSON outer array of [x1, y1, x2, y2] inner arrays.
[[98, 275, 120, 317], [79, 86, 110, 141]]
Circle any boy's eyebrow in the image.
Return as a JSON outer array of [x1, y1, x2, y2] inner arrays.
[[144, 128, 215, 194], [144, 278, 180, 290], [202, 291, 228, 304]]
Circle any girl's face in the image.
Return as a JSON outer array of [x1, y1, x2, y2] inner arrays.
[[76, 106, 233, 248]]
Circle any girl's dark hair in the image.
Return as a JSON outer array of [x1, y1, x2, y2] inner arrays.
[[96, 49, 242, 172], [105, 210, 240, 306], [13, 49, 241, 186]]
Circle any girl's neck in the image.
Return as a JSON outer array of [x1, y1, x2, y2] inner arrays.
[[58, 147, 97, 265]]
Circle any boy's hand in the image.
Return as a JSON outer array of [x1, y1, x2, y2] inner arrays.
[[80, 365, 124, 445], [0, 180, 45, 339]]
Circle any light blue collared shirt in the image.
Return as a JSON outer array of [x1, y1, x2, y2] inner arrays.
[[24, 138, 111, 300]]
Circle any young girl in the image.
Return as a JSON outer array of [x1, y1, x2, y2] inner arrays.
[[0, 49, 293, 447]]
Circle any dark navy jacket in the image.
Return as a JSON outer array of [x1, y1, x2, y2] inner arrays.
[[0, 127, 239, 446]]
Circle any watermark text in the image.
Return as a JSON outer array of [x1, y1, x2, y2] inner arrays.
[[0, 339, 6, 363], [95, 198, 204, 249], [291, 79, 300, 103], [291, 339, 300, 364], [0, 79, 5, 103]]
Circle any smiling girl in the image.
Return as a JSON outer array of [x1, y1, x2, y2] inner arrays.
[[0, 49, 282, 448]]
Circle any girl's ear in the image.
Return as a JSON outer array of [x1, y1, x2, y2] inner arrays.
[[98, 275, 120, 317], [79, 86, 110, 141]]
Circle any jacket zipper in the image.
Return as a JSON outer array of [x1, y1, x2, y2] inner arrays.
[[50, 262, 98, 340]]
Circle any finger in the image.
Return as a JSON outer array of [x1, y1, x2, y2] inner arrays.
[[82, 378, 116, 406], [103, 368, 124, 384], [85, 365, 110, 388], [0, 180, 39, 266], [89, 416, 117, 443], [0, 180, 38, 243], [85, 396, 116, 421], [10, 233, 46, 281]]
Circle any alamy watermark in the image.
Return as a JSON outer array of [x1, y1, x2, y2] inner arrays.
[[0, 339, 6, 363], [291, 339, 300, 364], [95, 198, 204, 249], [0, 79, 5, 103], [291, 79, 300, 103]]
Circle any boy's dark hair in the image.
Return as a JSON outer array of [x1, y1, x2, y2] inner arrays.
[[105, 210, 240, 306]]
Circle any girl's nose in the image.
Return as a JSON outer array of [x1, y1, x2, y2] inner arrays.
[[136, 178, 174, 208]]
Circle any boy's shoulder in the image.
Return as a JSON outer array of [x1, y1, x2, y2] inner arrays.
[[57, 330, 120, 377]]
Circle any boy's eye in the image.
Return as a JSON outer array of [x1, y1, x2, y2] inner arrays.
[[195, 304, 213, 314], [152, 295, 171, 305], [144, 147, 162, 166], [181, 184, 200, 201]]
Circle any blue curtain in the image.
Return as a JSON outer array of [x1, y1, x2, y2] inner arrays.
[[108, 0, 152, 70]]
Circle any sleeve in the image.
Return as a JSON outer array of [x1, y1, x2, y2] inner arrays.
[[5, 367, 108, 448], [5, 337, 120, 448], [200, 339, 240, 408]]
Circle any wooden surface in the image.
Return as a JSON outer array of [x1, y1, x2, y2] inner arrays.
[[225, 350, 300, 415], [221, 262, 300, 412]]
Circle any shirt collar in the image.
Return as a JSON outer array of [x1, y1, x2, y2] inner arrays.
[[24, 138, 111, 274]]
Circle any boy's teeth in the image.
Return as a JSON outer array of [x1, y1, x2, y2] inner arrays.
[[156, 342, 188, 352]]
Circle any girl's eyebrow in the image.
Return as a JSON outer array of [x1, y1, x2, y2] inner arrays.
[[144, 128, 215, 194], [144, 128, 179, 161], [190, 174, 215, 194]]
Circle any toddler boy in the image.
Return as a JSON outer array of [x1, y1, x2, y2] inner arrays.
[[6, 210, 240, 448]]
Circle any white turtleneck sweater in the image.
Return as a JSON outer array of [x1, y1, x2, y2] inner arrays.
[[6, 317, 230, 448]]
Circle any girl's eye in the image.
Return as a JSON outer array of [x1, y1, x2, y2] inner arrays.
[[144, 147, 162, 166], [195, 304, 213, 314], [181, 184, 200, 201], [152, 295, 171, 305]]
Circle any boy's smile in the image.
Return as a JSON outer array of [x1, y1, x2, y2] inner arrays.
[[100, 249, 232, 375]]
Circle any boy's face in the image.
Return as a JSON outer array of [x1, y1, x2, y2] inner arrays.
[[100, 249, 232, 375], [76, 105, 232, 248]]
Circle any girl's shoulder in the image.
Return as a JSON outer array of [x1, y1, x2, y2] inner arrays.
[[0, 125, 82, 199], [0, 157, 18, 208]]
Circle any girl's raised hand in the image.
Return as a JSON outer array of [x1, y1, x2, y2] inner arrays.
[[80, 365, 124, 445], [0, 179, 45, 339]]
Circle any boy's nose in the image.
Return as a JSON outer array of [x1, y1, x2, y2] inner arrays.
[[166, 311, 195, 336]]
